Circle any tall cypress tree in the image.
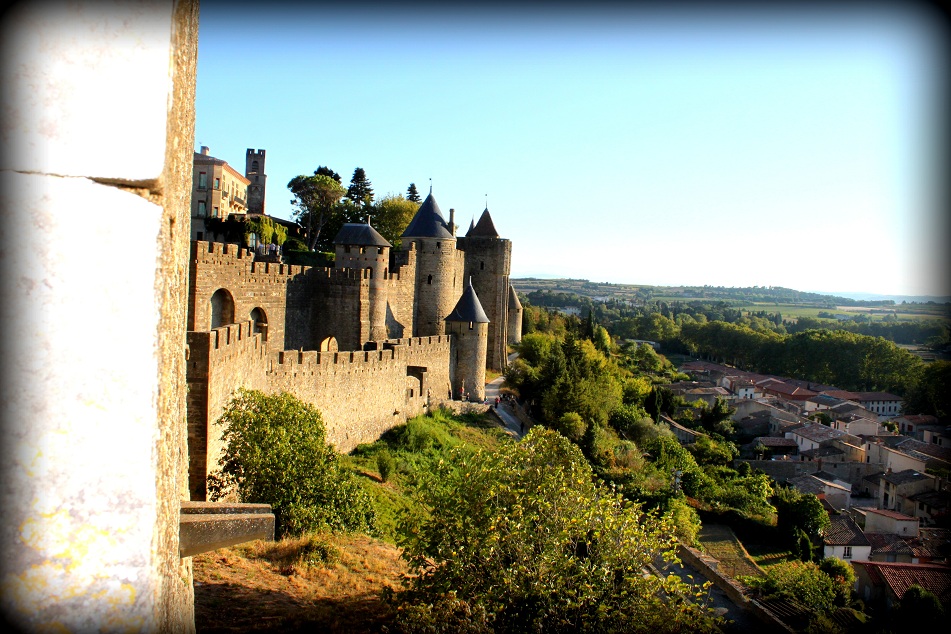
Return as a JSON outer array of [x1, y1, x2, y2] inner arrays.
[[406, 182, 421, 203], [346, 167, 374, 208]]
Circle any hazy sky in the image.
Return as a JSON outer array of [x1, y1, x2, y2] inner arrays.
[[195, 2, 948, 298]]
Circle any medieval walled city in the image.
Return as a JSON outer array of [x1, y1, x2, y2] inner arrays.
[[185, 147, 523, 500]]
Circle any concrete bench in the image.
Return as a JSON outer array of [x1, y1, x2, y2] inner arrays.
[[179, 501, 275, 557]]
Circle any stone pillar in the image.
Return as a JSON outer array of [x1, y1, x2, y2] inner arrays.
[[0, 1, 199, 631]]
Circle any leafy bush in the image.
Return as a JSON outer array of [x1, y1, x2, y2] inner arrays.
[[394, 427, 723, 632], [376, 449, 395, 482], [773, 485, 830, 541], [555, 411, 586, 442], [207, 389, 375, 537], [742, 560, 836, 615], [818, 557, 855, 606]]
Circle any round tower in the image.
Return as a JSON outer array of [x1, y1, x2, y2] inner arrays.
[[402, 193, 462, 337], [445, 279, 490, 402], [459, 207, 512, 371], [507, 284, 523, 345], [333, 222, 391, 343]]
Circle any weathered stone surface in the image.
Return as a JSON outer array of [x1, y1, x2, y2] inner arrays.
[[179, 503, 274, 558], [0, 1, 200, 631], [1, 3, 175, 181]]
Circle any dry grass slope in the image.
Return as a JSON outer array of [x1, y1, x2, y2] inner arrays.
[[194, 533, 407, 633]]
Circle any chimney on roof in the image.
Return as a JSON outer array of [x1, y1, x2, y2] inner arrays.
[[448, 208, 456, 236], [200, 146, 210, 155]]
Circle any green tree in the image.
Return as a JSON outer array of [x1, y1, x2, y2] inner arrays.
[[818, 557, 855, 606], [743, 561, 836, 615], [346, 167, 374, 208], [207, 389, 375, 537], [394, 428, 722, 633], [372, 193, 420, 249], [288, 173, 347, 251], [773, 486, 830, 542], [314, 165, 341, 183], [904, 360, 951, 418], [555, 411, 586, 443], [406, 182, 421, 203], [894, 585, 945, 630]]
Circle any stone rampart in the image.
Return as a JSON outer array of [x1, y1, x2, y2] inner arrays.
[[188, 240, 312, 349], [186, 320, 269, 500], [266, 335, 451, 452]]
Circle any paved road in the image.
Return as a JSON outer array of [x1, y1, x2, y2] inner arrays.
[[484, 352, 527, 439], [660, 557, 761, 633]]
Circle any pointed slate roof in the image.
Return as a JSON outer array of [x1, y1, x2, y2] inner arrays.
[[466, 208, 499, 238], [508, 285, 522, 310], [401, 193, 453, 239], [445, 279, 490, 323], [468, 217, 475, 233], [333, 223, 391, 247]]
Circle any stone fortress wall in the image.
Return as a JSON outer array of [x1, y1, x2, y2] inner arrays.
[[186, 195, 519, 501], [186, 239, 457, 499]]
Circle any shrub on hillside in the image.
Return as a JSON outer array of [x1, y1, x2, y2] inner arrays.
[[207, 389, 375, 537], [742, 560, 836, 615], [554, 411, 586, 442], [392, 428, 723, 632]]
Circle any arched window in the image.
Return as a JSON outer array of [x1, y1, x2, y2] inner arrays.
[[249, 307, 268, 341], [251, 160, 259, 172], [210, 289, 235, 329]]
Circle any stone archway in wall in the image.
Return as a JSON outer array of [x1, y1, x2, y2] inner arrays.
[[210, 288, 235, 329], [249, 307, 268, 341]]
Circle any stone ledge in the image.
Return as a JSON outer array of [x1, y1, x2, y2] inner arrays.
[[180, 502, 275, 557]]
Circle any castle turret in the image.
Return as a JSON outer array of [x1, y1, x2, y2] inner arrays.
[[401, 193, 464, 337], [507, 284, 523, 345], [334, 222, 391, 342], [245, 148, 266, 214], [458, 207, 512, 371], [445, 279, 489, 401]]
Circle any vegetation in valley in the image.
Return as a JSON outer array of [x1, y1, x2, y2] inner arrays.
[[197, 291, 946, 632]]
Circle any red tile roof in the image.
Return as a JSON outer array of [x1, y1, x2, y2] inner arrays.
[[854, 562, 951, 602], [865, 508, 917, 521]]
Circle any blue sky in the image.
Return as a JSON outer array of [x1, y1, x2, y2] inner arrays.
[[195, 2, 948, 298]]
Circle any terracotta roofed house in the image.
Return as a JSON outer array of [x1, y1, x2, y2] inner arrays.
[[852, 561, 951, 611], [823, 515, 872, 562]]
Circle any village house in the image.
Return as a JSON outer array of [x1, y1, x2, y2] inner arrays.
[[894, 413, 940, 438], [787, 472, 853, 511], [823, 515, 872, 562], [851, 561, 951, 612], [865, 435, 951, 475]]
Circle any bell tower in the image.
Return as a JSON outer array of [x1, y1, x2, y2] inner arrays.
[[245, 148, 267, 214]]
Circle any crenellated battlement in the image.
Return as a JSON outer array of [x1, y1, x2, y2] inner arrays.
[[187, 320, 267, 359], [266, 335, 451, 373], [192, 240, 312, 278]]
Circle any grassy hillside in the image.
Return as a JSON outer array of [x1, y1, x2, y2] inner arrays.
[[194, 407, 512, 632]]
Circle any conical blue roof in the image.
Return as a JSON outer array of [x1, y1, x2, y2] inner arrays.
[[401, 193, 453, 239], [466, 208, 499, 238], [333, 222, 391, 247], [445, 279, 490, 323]]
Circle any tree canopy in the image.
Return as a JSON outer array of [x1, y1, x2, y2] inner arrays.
[[207, 389, 375, 537], [393, 427, 722, 632], [406, 182, 421, 203], [346, 167, 374, 208], [288, 173, 346, 251]]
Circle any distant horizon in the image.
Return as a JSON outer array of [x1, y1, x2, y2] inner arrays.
[[196, 2, 949, 298], [510, 274, 951, 303]]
